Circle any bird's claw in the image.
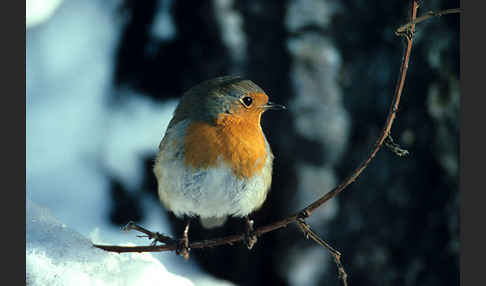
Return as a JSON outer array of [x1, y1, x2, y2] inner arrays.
[[176, 236, 190, 260], [245, 218, 258, 250]]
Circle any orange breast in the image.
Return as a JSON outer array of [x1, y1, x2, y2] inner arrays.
[[183, 115, 268, 179]]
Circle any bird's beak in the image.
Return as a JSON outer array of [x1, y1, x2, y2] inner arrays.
[[262, 101, 286, 110]]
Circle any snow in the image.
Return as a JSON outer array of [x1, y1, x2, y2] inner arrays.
[[26, 0, 64, 28], [26, 1, 235, 285], [27, 201, 193, 286]]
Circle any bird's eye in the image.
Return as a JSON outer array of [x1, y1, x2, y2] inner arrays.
[[241, 96, 253, 107]]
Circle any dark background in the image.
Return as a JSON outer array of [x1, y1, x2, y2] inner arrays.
[[26, 0, 460, 285]]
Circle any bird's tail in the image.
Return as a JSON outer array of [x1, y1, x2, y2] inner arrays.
[[200, 216, 227, 229]]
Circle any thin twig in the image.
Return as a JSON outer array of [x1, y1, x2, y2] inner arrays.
[[297, 0, 420, 217], [93, 0, 424, 255], [297, 218, 347, 286], [92, 7, 457, 286], [93, 1, 426, 256], [385, 135, 409, 157], [396, 8, 462, 35], [123, 221, 177, 245], [91, 5, 461, 285]]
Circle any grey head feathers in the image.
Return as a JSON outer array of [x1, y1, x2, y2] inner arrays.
[[168, 76, 265, 127]]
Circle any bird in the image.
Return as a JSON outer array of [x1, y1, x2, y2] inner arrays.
[[153, 76, 285, 258]]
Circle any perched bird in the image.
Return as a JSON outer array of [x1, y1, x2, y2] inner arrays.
[[153, 76, 285, 257]]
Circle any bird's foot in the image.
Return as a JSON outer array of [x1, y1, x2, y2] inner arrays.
[[176, 220, 191, 259], [244, 217, 258, 250], [176, 236, 190, 260]]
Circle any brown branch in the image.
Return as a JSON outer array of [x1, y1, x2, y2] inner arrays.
[[94, 0, 418, 255], [395, 8, 462, 36], [93, 1, 460, 283], [297, 218, 348, 286], [385, 135, 410, 157], [94, 0, 422, 254]]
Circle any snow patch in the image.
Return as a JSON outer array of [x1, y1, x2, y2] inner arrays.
[[27, 200, 194, 286]]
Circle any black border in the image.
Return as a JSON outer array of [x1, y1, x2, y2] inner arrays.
[[5, 0, 26, 282], [461, 1, 484, 286]]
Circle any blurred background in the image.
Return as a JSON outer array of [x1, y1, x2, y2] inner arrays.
[[26, 0, 459, 285]]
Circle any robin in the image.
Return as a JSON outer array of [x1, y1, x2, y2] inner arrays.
[[153, 76, 285, 258]]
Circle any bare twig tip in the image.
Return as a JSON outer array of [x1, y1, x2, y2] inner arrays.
[[385, 135, 410, 157], [122, 221, 136, 232]]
